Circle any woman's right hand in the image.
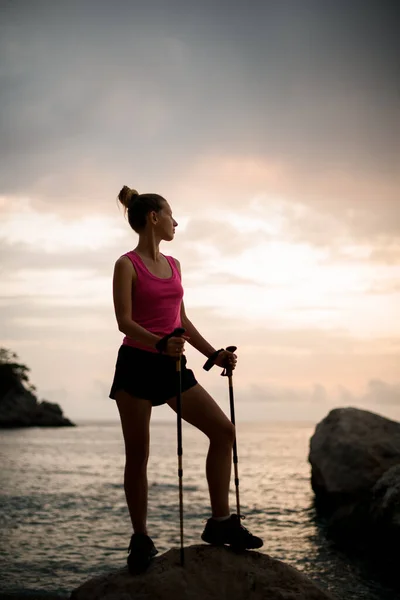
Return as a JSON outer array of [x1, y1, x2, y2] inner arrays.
[[164, 335, 187, 358]]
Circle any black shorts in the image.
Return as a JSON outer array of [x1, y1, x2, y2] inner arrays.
[[109, 345, 198, 406]]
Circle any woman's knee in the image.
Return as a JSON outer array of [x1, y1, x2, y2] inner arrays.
[[125, 445, 149, 472], [209, 420, 235, 446]]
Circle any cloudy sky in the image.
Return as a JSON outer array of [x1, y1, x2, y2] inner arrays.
[[1, 0, 399, 424]]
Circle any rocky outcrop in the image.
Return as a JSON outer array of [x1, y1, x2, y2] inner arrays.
[[70, 545, 335, 600], [309, 407, 400, 510], [309, 407, 400, 582], [0, 379, 75, 428]]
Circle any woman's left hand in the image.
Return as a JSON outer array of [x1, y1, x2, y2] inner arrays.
[[214, 350, 237, 371]]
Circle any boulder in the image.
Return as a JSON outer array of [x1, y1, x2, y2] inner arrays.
[[70, 545, 335, 600], [309, 408, 400, 586], [309, 407, 400, 509]]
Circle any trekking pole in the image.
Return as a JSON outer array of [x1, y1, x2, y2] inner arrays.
[[225, 345, 240, 518], [155, 327, 186, 567], [203, 345, 241, 517], [174, 327, 186, 567]]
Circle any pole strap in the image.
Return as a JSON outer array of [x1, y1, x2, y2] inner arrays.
[[203, 349, 224, 371], [203, 346, 237, 376]]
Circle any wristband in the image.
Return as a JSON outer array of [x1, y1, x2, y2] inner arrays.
[[203, 349, 224, 371]]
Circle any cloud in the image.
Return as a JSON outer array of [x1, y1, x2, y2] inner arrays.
[[171, 155, 400, 246], [235, 379, 400, 410], [2, 298, 398, 422], [247, 382, 329, 404], [368, 280, 400, 295], [182, 218, 259, 255], [1, 1, 398, 234], [338, 379, 400, 407], [367, 245, 400, 266], [0, 231, 127, 276], [1, 1, 399, 422]]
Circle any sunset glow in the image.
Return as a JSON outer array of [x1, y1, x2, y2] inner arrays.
[[1, 2, 399, 423]]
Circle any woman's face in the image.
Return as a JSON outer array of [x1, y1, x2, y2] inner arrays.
[[152, 201, 178, 241]]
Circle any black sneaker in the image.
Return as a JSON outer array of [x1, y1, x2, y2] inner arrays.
[[127, 533, 158, 575], [201, 514, 263, 551]]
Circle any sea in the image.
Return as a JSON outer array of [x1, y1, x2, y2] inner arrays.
[[0, 421, 398, 600]]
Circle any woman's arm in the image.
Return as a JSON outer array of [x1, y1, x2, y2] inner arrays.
[[113, 256, 161, 348], [180, 300, 217, 358]]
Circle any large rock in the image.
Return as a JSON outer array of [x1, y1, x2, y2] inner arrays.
[[0, 380, 75, 428], [309, 407, 400, 508], [70, 545, 335, 600], [309, 408, 400, 586]]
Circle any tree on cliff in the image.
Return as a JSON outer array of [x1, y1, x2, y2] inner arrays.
[[0, 348, 37, 397], [0, 348, 75, 428]]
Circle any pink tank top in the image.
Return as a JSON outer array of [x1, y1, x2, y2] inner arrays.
[[122, 251, 183, 353]]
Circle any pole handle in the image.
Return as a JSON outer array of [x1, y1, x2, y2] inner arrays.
[[173, 327, 186, 337], [156, 327, 186, 354]]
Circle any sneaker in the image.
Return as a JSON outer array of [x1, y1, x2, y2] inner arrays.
[[127, 533, 158, 575], [201, 514, 264, 551]]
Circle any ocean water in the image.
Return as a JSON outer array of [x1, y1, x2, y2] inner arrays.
[[0, 421, 397, 600]]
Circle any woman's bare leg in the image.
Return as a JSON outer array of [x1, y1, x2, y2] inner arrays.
[[116, 390, 152, 534], [167, 384, 235, 517]]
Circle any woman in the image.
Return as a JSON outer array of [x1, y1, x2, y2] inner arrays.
[[110, 186, 263, 574]]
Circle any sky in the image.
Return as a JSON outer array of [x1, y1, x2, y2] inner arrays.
[[1, 0, 399, 425]]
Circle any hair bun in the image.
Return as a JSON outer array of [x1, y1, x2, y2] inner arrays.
[[118, 186, 139, 208]]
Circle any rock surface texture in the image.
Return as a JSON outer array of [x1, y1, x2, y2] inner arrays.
[[70, 545, 335, 600]]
